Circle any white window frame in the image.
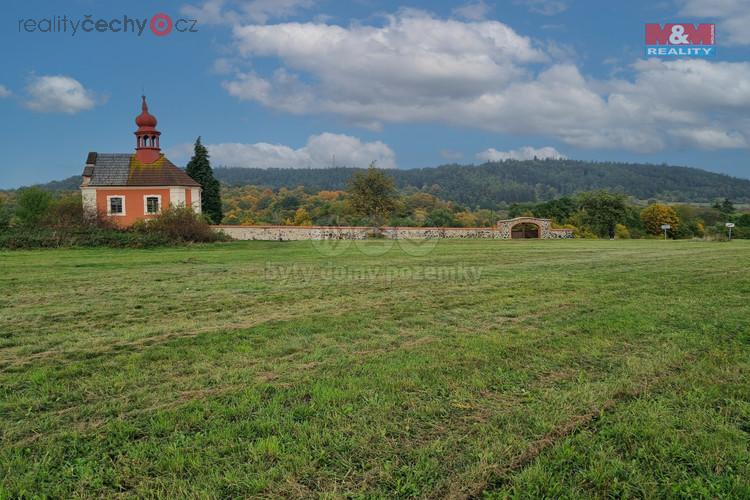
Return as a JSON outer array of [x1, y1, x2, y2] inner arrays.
[[144, 194, 162, 215], [107, 195, 126, 216]]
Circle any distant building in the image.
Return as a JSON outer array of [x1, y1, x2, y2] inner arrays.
[[81, 96, 201, 226]]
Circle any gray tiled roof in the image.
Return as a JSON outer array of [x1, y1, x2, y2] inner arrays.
[[88, 154, 132, 186], [82, 152, 200, 187]]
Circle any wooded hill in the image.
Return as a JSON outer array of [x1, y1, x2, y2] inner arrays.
[[21, 159, 750, 208], [214, 160, 750, 208]]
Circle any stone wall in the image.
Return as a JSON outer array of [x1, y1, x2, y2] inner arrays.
[[213, 224, 573, 241], [214, 225, 371, 241], [382, 227, 506, 239]]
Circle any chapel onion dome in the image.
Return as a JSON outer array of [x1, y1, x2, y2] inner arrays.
[[134, 95, 162, 163], [135, 95, 158, 128]]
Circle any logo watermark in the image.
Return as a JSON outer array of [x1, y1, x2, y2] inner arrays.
[[307, 224, 441, 258], [17, 14, 198, 36], [645, 23, 715, 57], [310, 235, 439, 258]]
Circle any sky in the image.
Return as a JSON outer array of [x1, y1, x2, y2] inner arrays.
[[1, 0, 749, 188]]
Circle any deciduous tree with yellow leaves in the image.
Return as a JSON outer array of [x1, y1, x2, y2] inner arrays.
[[640, 204, 680, 236]]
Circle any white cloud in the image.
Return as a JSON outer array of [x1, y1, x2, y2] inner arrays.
[[477, 146, 566, 162], [181, 0, 314, 25], [223, 72, 273, 101], [678, 0, 750, 46], [516, 0, 569, 15], [227, 9, 545, 116], [0, 85, 11, 98], [452, 1, 491, 21], [24, 75, 96, 114], [230, 10, 546, 95], [222, 10, 750, 153], [169, 133, 396, 169], [669, 128, 747, 149]]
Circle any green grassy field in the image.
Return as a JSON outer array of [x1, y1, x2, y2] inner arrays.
[[1, 240, 749, 498]]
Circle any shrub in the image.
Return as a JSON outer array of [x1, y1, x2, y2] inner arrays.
[[425, 208, 457, 227], [574, 227, 599, 239], [550, 223, 583, 238], [705, 223, 749, 240], [576, 191, 628, 238], [15, 188, 53, 226], [293, 207, 313, 226], [0, 202, 227, 249], [134, 207, 227, 243], [703, 226, 729, 241], [0, 227, 172, 250], [673, 219, 704, 239], [40, 195, 98, 245], [0, 197, 10, 230], [454, 211, 478, 227], [615, 224, 631, 239]]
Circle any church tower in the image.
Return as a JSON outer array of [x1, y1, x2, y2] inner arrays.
[[134, 96, 162, 164]]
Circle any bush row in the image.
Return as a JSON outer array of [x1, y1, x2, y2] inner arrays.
[[0, 190, 228, 249], [0, 227, 174, 250]]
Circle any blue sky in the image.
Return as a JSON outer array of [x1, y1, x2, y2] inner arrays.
[[1, 0, 749, 188]]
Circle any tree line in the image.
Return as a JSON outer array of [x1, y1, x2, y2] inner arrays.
[[214, 159, 750, 206], [2, 163, 747, 247], [220, 164, 748, 239], [508, 193, 747, 239]]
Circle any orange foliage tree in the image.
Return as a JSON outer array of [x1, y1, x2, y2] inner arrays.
[[641, 204, 680, 235]]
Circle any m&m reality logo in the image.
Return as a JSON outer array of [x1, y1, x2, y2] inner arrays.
[[645, 23, 716, 57]]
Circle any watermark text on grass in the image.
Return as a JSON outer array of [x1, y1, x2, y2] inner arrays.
[[265, 262, 483, 285]]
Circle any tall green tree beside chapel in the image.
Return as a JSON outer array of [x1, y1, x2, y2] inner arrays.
[[186, 137, 223, 223]]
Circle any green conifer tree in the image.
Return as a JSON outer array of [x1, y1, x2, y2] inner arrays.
[[186, 137, 223, 223]]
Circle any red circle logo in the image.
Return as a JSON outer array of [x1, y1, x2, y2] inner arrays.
[[150, 13, 173, 36]]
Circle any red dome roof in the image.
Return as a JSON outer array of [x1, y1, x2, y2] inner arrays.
[[135, 95, 157, 128]]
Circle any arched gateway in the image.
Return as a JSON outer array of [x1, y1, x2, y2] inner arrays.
[[497, 217, 572, 239], [511, 222, 540, 239]]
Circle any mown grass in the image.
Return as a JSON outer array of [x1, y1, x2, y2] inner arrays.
[[0, 240, 748, 497]]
